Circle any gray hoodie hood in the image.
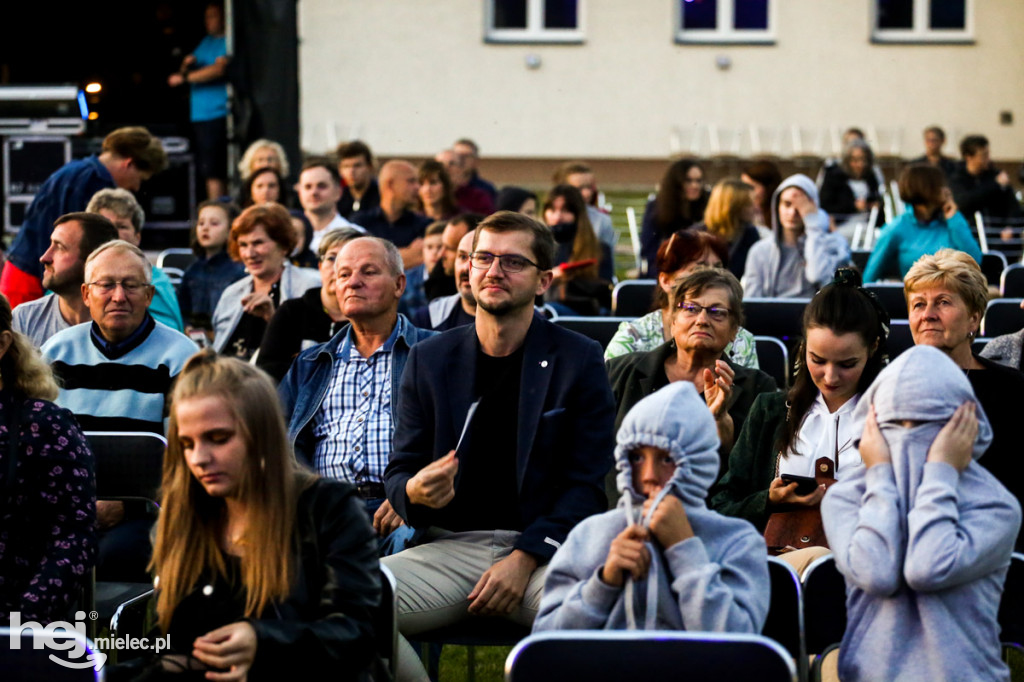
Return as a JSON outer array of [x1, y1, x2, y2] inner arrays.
[[614, 381, 719, 510], [769, 173, 821, 240], [853, 344, 993, 458]]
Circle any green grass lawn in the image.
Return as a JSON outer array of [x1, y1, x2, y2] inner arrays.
[[438, 644, 514, 682]]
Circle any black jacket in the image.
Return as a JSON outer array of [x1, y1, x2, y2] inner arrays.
[[247, 478, 380, 680], [385, 314, 616, 562], [818, 164, 881, 218], [948, 162, 1023, 221]]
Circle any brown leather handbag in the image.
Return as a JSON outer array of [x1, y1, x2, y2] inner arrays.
[[763, 456, 837, 555]]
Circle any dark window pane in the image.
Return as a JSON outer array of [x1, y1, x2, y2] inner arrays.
[[734, 0, 769, 29], [544, 0, 577, 29], [682, 0, 718, 30], [494, 0, 527, 29], [930, 0, 965, 29], [877, 0, 913, 29]]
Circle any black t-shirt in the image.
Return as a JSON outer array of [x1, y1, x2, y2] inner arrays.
[[223, 281, 281, 361], [436, 344, 524, 532], [436, 302, 475, 332], [969, 354, 1024, 550]]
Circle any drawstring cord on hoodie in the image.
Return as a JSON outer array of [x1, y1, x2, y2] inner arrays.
[[622, 484, 676, 630]]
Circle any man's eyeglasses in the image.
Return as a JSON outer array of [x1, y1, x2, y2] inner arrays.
[[676, 301, 731, 322], [470, 251, 540, 274], [86, 280, 152, 296]]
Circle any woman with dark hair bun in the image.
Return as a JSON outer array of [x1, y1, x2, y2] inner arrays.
[[605, 229, 758, 369], [712, 268, 889, 570], [640, 159, 710, 275]]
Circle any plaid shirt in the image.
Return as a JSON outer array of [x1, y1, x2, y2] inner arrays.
[[312, 323, 398, 484]]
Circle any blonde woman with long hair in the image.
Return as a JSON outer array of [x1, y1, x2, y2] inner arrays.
[[144, 351, 379, 680], [696, 179, 763, 280], [0, 292, 96, 624]]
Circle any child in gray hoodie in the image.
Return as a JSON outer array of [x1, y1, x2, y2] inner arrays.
[[533, 381, 769, 633], [822, 345, 1021, 682]]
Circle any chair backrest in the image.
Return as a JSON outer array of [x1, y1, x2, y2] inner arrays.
[[754, 335, 789, 389], [611, 279, 657, 318], [982, 251, 1008, 287], [850, 250, 871, 273], [764, 556, 807, 681], [553, 316, 631, 349], [0, 627, 102, 681], [864, 282, 908, 320], [83, 431, 167, 503], [802, 553, 848, 656], [376, 564, 398, 680], [742, 298, 811, 348], [886, 319, 915, 359], [505, 631, 797, 682], [971, 337, 992, 355], [998, 552, 1024, 647], [156, 248, 197, 272], [1001, 263, 1024, 298], [982, 298, 1024, 338]]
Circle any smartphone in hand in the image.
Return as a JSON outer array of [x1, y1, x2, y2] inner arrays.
[[780, 474, 819, 496]]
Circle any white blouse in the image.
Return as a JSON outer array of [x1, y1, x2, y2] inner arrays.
[[776, 393, 863, 479]]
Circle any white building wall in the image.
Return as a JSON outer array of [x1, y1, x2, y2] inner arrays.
[[299, 0, 1024, 160]]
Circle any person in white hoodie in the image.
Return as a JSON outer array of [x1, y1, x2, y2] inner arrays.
[[822, 345, 1021, 682], [742, 174, 850, 298], [533, 381, 769, 634]]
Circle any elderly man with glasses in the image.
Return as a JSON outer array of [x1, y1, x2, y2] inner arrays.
[[41, 239, 199, 582], [41, 239, 198, 434], [381, 211, 616, 681]]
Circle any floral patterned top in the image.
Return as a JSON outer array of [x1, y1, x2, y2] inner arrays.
[[0, 390, 97, 624], [604, 310, 760, 369]]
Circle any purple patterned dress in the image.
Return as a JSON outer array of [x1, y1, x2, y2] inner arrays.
[[0, 390, 97, 624]]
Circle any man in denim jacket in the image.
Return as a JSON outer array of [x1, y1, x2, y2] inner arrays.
[[279, 236, 434, 553]]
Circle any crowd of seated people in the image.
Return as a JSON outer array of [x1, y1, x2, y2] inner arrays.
[[3, 124, 1024, 682]]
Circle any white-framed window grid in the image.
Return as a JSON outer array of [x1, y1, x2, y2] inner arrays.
[[675, 0, 776, 45], [871, 0, 973, 43], [485, 0, 584, 44]]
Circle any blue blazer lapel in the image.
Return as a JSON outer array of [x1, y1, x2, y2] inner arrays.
[[516, 314, 554, 489]]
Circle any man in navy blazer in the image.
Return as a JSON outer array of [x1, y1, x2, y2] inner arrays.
[[383, 211, 615, 677]]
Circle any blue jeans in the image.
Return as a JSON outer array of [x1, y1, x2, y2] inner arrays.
[[363, 497, 415, 557]]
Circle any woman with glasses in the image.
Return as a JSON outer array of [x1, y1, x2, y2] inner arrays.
[[607, 269, 776, 456], [640, 159, 710, 276], [605, 229, 758, 368], [212, 204, 321, 361], [711, 270, 889, 570], [256, 228, 361, 383]]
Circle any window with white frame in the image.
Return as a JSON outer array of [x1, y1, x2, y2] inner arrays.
[[486, 0, 583, 43], [676, 0, 774, 44], [873, 0, 973, 43]]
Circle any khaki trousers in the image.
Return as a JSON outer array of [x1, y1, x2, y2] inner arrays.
[[381, 529, 547, 682]]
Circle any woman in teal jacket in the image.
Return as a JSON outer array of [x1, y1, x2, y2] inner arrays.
[[863, 164, 981, 282]]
